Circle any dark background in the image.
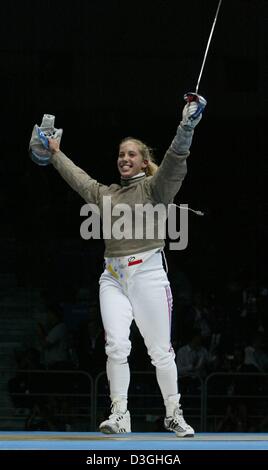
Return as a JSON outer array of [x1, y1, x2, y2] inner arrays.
[[1, 0, 267, 302], [1, 0, 268, 434]]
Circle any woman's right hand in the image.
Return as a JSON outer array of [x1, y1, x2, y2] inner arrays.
[[48, 137, 60, 154]]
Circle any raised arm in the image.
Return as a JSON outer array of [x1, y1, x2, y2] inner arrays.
[[148, 95, 206, 204], [29, 115, 107, 205], [49, 138, 107, 205]]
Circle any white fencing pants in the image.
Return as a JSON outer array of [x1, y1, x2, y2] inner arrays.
[[99, 250, 179, 403]]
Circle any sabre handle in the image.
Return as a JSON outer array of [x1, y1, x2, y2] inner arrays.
[[183, 92, 207, 121], [184, 92, 199, 103]]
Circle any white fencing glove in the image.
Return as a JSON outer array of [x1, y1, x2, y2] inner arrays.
[[181, 93, 207, 129], [29, 114, 63, 166], [170, 93, 207, 155]]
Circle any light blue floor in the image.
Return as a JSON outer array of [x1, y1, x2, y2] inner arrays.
[[0, 432, 268, 450]]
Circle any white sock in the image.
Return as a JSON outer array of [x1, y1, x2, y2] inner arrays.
[[106, 358, 130, 406], [156, 362, 179, 402], [165, 394, 181, 417]]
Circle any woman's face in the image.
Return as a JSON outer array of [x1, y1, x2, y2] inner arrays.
[[117, 140, 147, 178]]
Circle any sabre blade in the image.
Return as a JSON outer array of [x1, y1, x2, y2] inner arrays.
[[195, 0, 223, 94]]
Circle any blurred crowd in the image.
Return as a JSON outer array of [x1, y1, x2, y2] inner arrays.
[[7, 273, 268, 432]]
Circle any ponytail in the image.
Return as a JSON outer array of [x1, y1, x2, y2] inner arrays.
[[146, 160, 158, 176]]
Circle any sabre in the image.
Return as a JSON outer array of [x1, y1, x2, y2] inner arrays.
[[186, 0, 223, 104], [195, 0, 223, 94]]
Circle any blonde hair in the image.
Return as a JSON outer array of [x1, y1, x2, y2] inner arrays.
[[120, 137, 158, 177]]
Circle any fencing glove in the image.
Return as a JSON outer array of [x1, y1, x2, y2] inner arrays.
[[29, 114, 63, 166]]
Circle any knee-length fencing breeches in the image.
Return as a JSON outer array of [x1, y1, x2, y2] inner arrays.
[[99, 249, 175, 369]]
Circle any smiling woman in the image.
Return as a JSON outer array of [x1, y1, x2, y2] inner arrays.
[[30, 95, 206, 437], [118, 138, 158, 178]]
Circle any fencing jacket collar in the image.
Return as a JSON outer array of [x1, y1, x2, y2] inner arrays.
[[120, 172, 146, 187]]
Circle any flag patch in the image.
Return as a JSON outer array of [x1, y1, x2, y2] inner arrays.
[[128, 259, 143, 267]]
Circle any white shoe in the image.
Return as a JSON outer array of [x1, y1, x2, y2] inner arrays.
[[164, 397, 194, 437], [99, 399, 131, 434]]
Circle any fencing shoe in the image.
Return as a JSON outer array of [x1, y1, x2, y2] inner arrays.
[[164, 394, 194, 437], [99, 398, 131, 434]]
